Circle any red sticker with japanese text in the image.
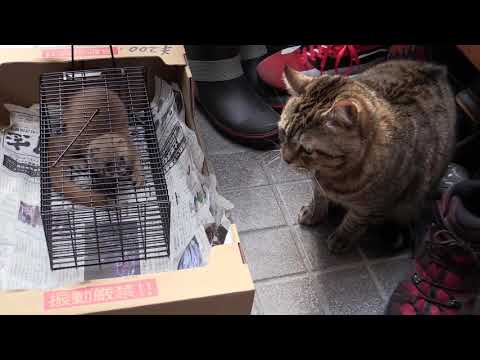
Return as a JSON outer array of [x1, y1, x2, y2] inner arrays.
[[43, 279, 158, 311], [41, 47, 119, 59]]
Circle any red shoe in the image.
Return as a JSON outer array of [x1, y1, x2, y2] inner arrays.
[[386, 180, 480, 315], [256, 45, 389, 92]]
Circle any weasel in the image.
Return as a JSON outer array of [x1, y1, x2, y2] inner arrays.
[[47, 86, 144, 207]]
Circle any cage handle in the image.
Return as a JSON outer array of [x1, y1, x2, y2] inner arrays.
[[70, 45, 116, 70], [50, 109, 99, 168]]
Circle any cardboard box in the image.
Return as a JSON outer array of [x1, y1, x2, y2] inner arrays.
[[0, 45, 254, 314], [0, 225, 253, 315]]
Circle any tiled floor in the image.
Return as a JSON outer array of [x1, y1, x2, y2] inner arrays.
[[197, 109, 414, 315]]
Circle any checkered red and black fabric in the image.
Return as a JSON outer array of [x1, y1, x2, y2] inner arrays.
[[386, 180, 480, 315]]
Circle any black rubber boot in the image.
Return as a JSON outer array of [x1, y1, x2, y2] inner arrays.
[[185, 45, 279, 149], [239, 45, 289, 112]]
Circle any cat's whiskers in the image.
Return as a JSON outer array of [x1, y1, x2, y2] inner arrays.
[[311, 174, 327, 198], [265, 153, 281, 167], [256, 149, 281, 163]]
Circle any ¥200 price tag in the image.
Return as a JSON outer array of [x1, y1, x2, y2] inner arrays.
[[128, 46, 173, 55]]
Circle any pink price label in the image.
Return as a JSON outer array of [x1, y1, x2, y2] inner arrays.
[[43, 279, 158, 311], [41, 47, 119, 59]]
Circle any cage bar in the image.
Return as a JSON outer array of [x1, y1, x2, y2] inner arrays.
[[39, 67, 171, 270]]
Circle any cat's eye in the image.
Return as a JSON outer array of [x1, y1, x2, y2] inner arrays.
[[316, 149, 337, 159], [303, 147, 314, 155]]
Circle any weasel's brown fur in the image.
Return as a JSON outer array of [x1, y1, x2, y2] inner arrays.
[[48, 87, 144, 207]]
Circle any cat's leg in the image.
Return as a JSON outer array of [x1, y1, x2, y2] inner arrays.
[[327, 209, 382, 254], [298, 178, 329, 226]]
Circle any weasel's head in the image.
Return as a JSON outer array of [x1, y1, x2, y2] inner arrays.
[[87, 134, 134, 180]]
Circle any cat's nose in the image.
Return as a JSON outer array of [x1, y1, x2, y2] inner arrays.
[[282, 149, 294, 164]]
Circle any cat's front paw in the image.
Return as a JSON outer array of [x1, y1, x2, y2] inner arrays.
[[298, 205, 326, 226], [327, 231, 355, 254]]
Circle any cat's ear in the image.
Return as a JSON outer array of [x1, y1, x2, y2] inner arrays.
[[283, 66, 312, 96], [325, 99, 360, 132]]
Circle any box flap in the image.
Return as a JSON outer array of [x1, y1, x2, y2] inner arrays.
[[0, 45, 186, 66], [0, 46, 190, 128]]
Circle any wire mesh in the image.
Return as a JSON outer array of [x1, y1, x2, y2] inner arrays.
[[39, 66, 170, 270]]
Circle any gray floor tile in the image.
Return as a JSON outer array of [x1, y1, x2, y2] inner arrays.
[[293, 225, 363, 271], [224, 186, 286, 232], [371, 258, 413, 299], [250, 298, 258, 315], [251, 293, 263, 315], [316, 267, 385, 315], [241, 227, 306, 281], [261, 155, 309, 184], [196, 109, 251, 156], [211, 152, 269, 192], [275, 180, 314, 225], [256, 276, 326, 315]]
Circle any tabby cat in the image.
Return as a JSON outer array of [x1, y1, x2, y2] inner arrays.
[[279, 60, 456, 253]]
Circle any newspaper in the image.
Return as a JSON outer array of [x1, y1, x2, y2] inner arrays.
[[0, 76, 233, 291]]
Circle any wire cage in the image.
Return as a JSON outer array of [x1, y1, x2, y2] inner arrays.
[[39, 66, 171, 270]]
